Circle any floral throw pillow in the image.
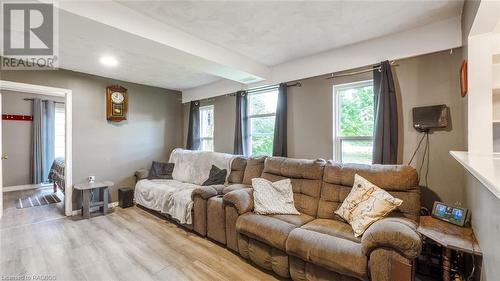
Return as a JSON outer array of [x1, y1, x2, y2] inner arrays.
[[334, 174, 378, 222], [350, 187, 403, 237]]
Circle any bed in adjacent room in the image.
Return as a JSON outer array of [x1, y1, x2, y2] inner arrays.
[[48, 157, 65, 193]]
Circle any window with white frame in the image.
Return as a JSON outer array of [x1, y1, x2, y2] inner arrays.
[[54, 103, 65, 158], [333, 80, 374, 164], [199, 105, 214, 151], [248, 89, 278, 156]]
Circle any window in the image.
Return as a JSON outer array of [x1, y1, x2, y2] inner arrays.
[[54, 103, 65, 158], [333, 80, 374, 164], [199, 105, 214, 151], [248, 90, 278, 156]]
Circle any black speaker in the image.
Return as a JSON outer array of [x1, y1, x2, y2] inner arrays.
[[412, 104, 449, 132], [118, 188, 134, 208]]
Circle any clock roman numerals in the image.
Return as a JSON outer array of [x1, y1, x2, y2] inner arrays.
[[106, 85, 128, 122]]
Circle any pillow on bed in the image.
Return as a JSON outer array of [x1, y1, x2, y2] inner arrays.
[[202, 165, 227, 186], [148, 161, 175, 180]]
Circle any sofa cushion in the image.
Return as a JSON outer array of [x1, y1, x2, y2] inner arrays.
[[228, 156, 247, 184], [236, 213, 313, 250], [261, 157, 326, 217], [318, 161, 420, 221], [286, 227, 368, 280], [301, 219, 360, 243], [242, 156, 267, 185]]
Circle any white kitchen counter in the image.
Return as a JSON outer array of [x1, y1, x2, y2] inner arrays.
[[450, 151, 500, 199]]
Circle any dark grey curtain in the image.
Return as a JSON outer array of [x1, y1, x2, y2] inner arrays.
[[372, 60, 398, 164], [32, 99, 55, 184], [273, 83, 287, 157], [234, 91, 248, 156], [186, 100, 200, 150]]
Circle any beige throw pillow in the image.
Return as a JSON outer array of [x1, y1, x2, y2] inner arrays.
[[350, 187, 403, 237], [334, 174, 378, 222], [252, 178, 300, 215]]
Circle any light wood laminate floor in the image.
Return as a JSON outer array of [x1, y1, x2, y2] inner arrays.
[[0, 203, 280, 281], [1, 188, 65, 230]]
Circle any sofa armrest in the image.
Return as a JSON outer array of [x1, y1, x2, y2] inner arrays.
[[223, 188, 253, 214], [222, 184, 251, 194], [135, 169, 149, 181], [361, 217, 422, 259], [191, 186, 219, 200]]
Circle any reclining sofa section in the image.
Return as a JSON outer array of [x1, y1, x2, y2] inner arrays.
[[223, 157, 422, 281]]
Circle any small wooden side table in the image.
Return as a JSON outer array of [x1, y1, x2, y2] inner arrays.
[[74, 181, 114, 219], [418, 216, 482, 281]]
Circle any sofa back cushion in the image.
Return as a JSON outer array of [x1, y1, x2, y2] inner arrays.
[[318, 161, 420, 221], [242, 156, 267, 185], [228, 156, 247, 184], [261, 157, 326, 217]]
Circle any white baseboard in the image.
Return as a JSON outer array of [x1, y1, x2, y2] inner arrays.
[[71, 201, 119, 216], [3, 183, 53, 192]]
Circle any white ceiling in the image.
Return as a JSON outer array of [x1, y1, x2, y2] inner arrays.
[[58, 11, 221, 90], [40, 1, 463, 92], [118, 1, 464, 66]]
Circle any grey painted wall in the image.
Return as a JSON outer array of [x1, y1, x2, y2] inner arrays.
[[1, 69, 184, 208], [1, 91, 64, 187], [184, 49, 466, 208]]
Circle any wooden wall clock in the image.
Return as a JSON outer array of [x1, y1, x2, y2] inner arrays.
[[106, 85, 128, 122]]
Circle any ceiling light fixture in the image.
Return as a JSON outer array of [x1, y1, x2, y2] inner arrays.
[[100, 55, 118, 67]]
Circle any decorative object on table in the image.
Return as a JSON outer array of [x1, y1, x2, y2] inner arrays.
[[148, 161, 174, 180], [74, 181, 114, 219], [118, 187, 134, 208], [417, 216, 482, 281], [106, 85, 128, 122], [460, 60, 467, 97], [88, 175, 95, 183], [431, 201, 468, 227], [202, 165, 227, 186], [16, 193, 61, 209]]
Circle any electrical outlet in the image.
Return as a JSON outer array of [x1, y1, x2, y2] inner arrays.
[[88, 176, 95, 183]]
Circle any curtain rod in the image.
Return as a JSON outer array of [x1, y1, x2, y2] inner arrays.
[[326, 61, 399, 79], [23, 98, 65, 104], [245, 82, 301, 94], [199, 82, 301, 102]]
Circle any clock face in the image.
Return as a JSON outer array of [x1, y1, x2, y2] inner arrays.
[[111, 92, 124, 104]]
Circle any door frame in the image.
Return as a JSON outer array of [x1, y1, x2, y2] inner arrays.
[[0, 80, 73, 217]]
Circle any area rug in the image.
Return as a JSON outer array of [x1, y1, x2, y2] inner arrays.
[[16, 193, 61, 209]]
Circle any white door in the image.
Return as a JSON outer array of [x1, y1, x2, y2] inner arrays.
[[0, 93, 3, 219]]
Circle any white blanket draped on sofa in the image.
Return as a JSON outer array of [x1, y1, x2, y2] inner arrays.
[[135, 148, 235, 224]]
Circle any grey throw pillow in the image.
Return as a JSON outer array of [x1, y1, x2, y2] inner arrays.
[[202, 165, 227, 186], [148, 161, 175, 180]]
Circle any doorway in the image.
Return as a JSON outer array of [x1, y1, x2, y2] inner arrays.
[[0, 80, 73, 221]]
